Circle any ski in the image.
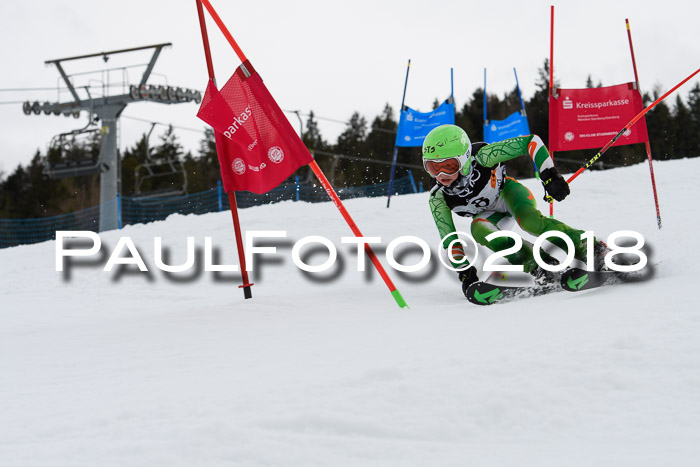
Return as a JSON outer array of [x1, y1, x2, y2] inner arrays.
[[467, 266, 651, 305], [560, 267, 646, 292], [466, 280, 562, 306]]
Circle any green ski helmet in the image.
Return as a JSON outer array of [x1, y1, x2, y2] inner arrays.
[[422, 124, 472, 178]]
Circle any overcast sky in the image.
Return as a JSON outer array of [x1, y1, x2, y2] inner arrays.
[[1, 0, 698, 176]]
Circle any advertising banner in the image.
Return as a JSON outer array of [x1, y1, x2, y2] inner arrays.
[[549, 83, 648, 152], [197, 61, 312, 194], [483, 110, 531, 143], [395, 100, 455, 147]]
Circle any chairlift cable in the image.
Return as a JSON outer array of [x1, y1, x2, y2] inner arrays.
[[120, 115, 205, 133]]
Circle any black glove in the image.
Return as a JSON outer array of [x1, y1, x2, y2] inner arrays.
[[458, 267, 479, 298], [540, 167, 570, 202]]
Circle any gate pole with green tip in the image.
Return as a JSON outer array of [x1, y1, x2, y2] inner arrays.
[[198, 0, 409, 308]]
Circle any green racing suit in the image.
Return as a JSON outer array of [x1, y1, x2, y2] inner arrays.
[[429, 135, 587, 273]]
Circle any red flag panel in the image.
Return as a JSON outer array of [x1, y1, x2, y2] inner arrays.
[[549, 82, 649, 152], [197, 61, 312, 194]]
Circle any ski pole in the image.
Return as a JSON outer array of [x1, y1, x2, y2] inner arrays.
[[566, 67, 700, 185]]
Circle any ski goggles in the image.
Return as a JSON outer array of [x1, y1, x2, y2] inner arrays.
[[423, 150, 471, 178]]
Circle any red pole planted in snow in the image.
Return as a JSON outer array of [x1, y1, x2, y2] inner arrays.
[[226, 193, 254, 298], [548, 5, 555, 217], [196, 0, 408, 308], [549, 6, 554, 100], [626, 19, 640, 84], [196, 0, 254, 299], [567, 66, 700, 184], [626, 18, 662, 230]]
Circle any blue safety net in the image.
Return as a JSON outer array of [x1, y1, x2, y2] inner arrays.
[[1, 175, 418, 249]]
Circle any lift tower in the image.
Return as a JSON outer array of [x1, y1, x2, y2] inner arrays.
[[22, 43, 201, 231]]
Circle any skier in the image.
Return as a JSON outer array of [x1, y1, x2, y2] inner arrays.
[[422, 124, 609, 297]]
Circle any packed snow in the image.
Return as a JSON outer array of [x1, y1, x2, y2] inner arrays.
[[2, 158, 700, 467]]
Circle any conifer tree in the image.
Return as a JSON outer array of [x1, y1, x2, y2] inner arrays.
[[334, 112, 368, 185], [672, 94, 692, 157], [192, 127, 224, 191], [644, 87, 674, 160], [525, 59, 555, 146], [455, 87, 484, 141], [365, 103, 397, 183], [686, 83, 700, 157], [121, 134, 149, 195], [132, 125, 187, 195], [302, 111, 327, 151]]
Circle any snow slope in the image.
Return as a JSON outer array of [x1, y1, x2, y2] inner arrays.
[[2, 158, 700, 467]]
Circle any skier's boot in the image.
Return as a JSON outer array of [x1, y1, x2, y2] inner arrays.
[[530, 266, 558, 286], [593, 240, 614, 271], [529, 254, 560, 286]]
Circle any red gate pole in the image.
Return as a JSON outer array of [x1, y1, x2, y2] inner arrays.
[[308, 161, 407, 307], [548, 5, 555, 217], [198, 0, 408, 308], [626, 18, 662, 229], [196, 0, 253, 299]]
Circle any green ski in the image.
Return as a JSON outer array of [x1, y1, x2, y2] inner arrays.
[[560, 267, 647, 292], [466, 280, 562, 306]]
